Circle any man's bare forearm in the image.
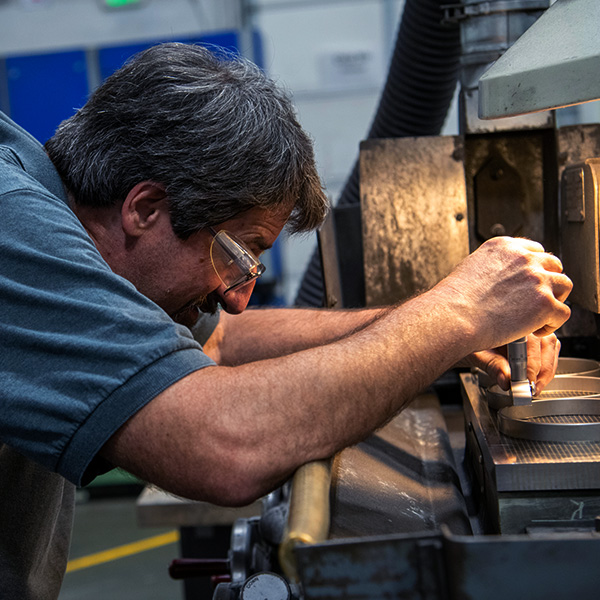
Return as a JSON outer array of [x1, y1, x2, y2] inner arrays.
[[103, 288, 473, 505], [205, 305, 390, 365], [102, 237, 573, 506]]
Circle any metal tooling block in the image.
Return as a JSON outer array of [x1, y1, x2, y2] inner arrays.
[[461, 373, 600, 533], [360, 136, 469, 307]]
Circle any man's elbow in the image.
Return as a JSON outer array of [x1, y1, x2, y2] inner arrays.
[[183, 449, 291, 508]]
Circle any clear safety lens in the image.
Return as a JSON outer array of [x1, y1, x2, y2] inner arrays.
[[209, 229, 266, 294]]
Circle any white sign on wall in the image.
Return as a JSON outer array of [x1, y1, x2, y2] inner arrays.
[[317, 46, 382, 91]]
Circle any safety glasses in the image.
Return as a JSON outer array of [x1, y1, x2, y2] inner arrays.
[[209, 227, 266, 295]]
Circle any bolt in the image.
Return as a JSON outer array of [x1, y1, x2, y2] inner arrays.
[[490, 223, 506, 236]]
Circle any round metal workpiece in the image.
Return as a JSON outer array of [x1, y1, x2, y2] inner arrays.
[[555, 357, 600, 378], [485, 375, 600, 410], [498, 398, 600, 442], [532, 376, 600, 399]]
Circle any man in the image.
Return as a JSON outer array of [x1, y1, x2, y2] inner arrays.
[[0, 43, 571, 599]]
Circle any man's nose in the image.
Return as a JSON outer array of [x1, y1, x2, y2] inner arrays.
[[218, 280, 257, 314]]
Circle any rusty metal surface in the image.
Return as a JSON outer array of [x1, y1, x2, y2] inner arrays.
[[473, 152, 527, 239], [360, 136, 469, 307], [317, 210, 343, 309], [296, 532, 446, 600], [557, 125, 600, 313], [560, 157, 600, 313], [557, 124, 600, 176], [295, 526, 600, 600], [444, 530, 600, 600], [329, 394, 471, 539], [464, 131, 549, 250]]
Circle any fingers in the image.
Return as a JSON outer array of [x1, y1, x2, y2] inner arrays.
[[552, 272, 573, 303], [503, 237, 545, 253], [525, 336, 542, 384], [538, 335, 561, 393], [540, 253, 565, 274], [526, 334, 561, 395], [532, 298, 571, 337], [514, 239, 572, 303], [534, 253, 572, 333], [468, 349, 510, 390], [471, 334, 561, 399], [505, 238, 573, 335], [535, 248, 572, 303], [444, 236, 572, 352]]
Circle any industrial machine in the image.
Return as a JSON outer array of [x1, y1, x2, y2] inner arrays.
[[171, 1, 600, 597]]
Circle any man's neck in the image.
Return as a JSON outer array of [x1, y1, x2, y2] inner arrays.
[[69, 195, 126, 273]]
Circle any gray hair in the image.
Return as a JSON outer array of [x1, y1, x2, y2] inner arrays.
[[45, 43, 328, 237]]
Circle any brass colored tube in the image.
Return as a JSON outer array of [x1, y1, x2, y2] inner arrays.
[[278, 458, 332, 581]]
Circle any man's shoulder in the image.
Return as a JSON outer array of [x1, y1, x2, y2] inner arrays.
[[0, 147, 56, 203], [0, 145, 23, 168], [0, 144, 39, 195], [0, 111, 67, 202]]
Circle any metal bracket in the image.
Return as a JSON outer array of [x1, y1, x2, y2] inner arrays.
[[560, 157, 600, 313], [442, 0, 549, 23]]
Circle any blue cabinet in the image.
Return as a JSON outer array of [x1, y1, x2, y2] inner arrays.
[[5, 49, 89, 143], [1, 31, 245, 144]]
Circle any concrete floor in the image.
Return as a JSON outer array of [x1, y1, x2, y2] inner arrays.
[[58, 493, 186, 600]]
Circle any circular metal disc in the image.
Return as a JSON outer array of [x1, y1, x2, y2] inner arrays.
[[498, 398, 600, 442], [485, 375, 600, 410], [555, 357, 600, 378]]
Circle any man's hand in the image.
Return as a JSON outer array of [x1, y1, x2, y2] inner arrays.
[[447, 237, 571, 395], [436, 237, 572, 352], [465, 333, 561, 395]]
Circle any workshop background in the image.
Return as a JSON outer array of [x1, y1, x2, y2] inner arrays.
[[0, 1, 410, 598], [3, 1, 600, 599], [0, 0, 413, 307], [3, 0, 599, 305]]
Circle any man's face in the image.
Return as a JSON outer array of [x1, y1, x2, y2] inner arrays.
[[141, 205, 291, 328]]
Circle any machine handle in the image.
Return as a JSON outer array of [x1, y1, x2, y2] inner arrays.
[[168, 558, 230, 579]]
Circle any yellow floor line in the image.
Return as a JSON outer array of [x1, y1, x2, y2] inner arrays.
[[66, 529, 180, 573]]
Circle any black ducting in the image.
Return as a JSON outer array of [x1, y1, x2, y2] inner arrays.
[[294, 0, 461, 307]]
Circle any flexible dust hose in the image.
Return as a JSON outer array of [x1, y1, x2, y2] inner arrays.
[[295, 0, 461, 307], [278, 459, 333, 582]]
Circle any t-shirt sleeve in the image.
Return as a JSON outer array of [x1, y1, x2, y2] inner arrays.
[[0, 177, 215, 487]]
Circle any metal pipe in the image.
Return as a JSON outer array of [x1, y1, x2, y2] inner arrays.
[[278, 459, 332, 582]]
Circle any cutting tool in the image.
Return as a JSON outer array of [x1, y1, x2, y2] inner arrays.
[[507, 336, 533, 405]]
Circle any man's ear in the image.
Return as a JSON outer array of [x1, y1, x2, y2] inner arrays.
[[121, 181, 168, 237]]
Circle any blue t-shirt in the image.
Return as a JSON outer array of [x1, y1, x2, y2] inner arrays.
[[0, 112, 216, 486]]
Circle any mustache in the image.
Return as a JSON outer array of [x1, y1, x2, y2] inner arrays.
[[196, 292, 221, 315], [171, 292, 221, 328]]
